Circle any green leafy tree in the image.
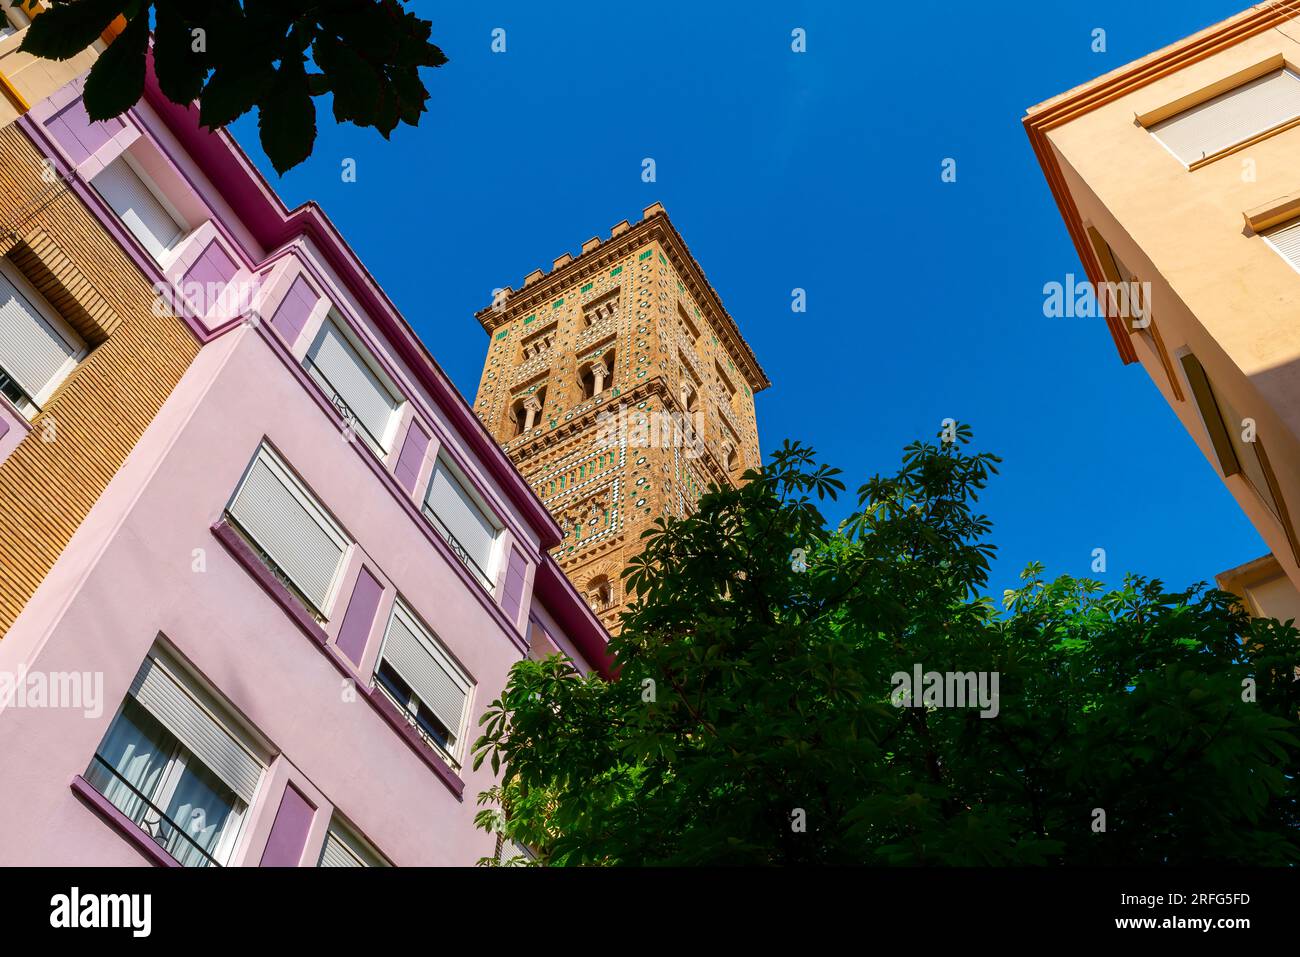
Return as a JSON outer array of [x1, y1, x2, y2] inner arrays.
[[17, 0, 446, 173], [473, 428, 1300, 865]]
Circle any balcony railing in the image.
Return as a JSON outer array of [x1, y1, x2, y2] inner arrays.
[[371, 679, 462, 771], [422, 504, 493, 591], [224, 514, 328, 624], [303, 356, 388, 455], [85, 754, 223, 868]]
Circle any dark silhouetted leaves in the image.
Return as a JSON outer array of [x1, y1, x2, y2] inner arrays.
[[81, 7, 148, 120], [20, 0, 126, 60], [17, 0, 447, 173], [152, 2, 209, 105], [258, 54, 315, 175]]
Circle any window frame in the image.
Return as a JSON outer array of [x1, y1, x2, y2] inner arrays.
[[422, 452, 502, 590], [301, 312, 405, 456], [1179, 352, 1300, 562], [225, 443, 352, 618], [91, 151, 191, 265], [372, 598, 474, 767], [85, 651, 265, 867], [1146, 66, 1300, 169], [317, 816, 387, 867], [0, 258, 87, 416]]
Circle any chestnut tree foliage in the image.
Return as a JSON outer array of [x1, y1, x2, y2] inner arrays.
[[475, 427, 1300, 865], [18, 0, 446, 172]]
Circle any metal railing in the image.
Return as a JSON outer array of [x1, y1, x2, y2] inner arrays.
[[371, 678, 461, 771], [86, 754, 222, 868], [224, 514, 328, 625], [421, 504, 494, 591], [302, 356, 388, 455]]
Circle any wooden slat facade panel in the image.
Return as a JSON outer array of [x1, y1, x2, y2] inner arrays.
[[0, 125, 199, 637]]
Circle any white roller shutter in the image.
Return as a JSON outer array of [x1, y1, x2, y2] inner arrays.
[[1265, 218, 1300, 272], [228, 447, 348, 613], [424, 458, 498, 579], [318, 831, 364, 867], [305, 319, 399, 451], [128, 655, 262, 805], [318, 825, 383, 867], [379, 602, 470, 742], [1150, 70, 1300, 165], [0, 267, 80, 403], [93, 156, 185, 260]]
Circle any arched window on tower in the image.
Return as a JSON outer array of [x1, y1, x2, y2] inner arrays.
[[679, 375, 699, 415], [509, 386, 546, 437], [580, 351, 614, 399], [586, 575, 613, 611], [724, 441, 738, 471]]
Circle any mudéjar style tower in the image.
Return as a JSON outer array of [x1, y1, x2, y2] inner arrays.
[[473, 203, 769, 630]]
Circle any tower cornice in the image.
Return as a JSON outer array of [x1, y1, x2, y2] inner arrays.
[[475, 204, 770, 394]]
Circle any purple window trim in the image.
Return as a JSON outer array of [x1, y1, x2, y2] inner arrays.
[[259, 783, 316, 867], [500, 548, 527, 626], [182, 239, 238, 313], [69, 775, 182, 868], [393, 419, 430, 494], [29, 87, 259, 279], [336, 566, 383, 666], [44, 97, 126, 166], [271, 273, 319, 346], [210, 520, 465, 801], [15, 117, 208, 346]]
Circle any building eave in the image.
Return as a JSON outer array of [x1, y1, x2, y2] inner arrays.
[[1022, 0, 1300, 366]]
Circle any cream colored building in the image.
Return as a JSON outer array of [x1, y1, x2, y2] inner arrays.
[[0, 3, 108, 129], [1027, 2, 1300, 615]]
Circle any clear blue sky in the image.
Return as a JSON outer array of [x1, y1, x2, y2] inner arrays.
[[229, 0, 1264, 598]]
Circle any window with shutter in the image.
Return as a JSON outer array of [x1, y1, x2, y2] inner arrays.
[[0, 261, 84, 416], [92, 155, 186, 261], [226, 445, 350, 616], [422, 456, 500, 588], [317, 819, 386, 867], [373, 600, 472, 765], [1264, 217, 1300, 274], [1150, 69, 1300, 166], [85, 650, 265, 867], [303, 316, 402, 454]]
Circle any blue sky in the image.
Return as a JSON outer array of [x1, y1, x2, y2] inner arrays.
[[230, 0, 1263, 598]]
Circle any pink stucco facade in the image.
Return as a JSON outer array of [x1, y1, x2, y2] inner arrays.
[[0, 61, 608, 866]]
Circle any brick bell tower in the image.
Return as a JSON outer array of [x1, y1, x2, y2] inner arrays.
[[472, 204, 769, 632]]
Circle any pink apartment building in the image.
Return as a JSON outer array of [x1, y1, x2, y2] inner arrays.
[[0, 57, 609, 866]]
